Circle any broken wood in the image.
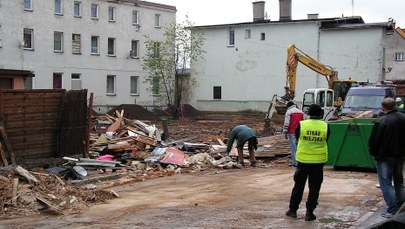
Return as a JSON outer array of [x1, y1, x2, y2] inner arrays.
[[0, 141, 8, 166], [12, 178, 18, 206], [14, 165, 39, 184], [0, 121, 15, 164], [36, 196, 61, 214]]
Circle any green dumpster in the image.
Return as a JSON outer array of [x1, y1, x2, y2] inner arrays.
[[327, 118, 377, 169]]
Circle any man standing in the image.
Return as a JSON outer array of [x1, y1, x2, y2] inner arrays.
[[226, 125, 258, 167], [369, 97, 405, 218], [395, 97, 405, 113], [286, 104, 329, 221], [283, 101, 304, 167]]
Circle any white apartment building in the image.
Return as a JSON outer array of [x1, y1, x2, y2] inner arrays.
[[0, 0, 176, 113], [189, 1, 401, 112]]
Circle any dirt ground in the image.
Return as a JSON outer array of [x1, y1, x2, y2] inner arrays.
[[0, 108, 388, 228]]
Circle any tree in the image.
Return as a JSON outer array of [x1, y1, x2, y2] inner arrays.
[[143, 16, 205, 118]]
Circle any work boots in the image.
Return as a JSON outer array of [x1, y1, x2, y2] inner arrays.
[[285, 209, 297, 218], [305, 211, 316, 221]]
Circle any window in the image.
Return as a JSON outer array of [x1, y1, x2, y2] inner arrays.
[[54, 31, 63, 52], [108, 6, 115, 22], [24, 0, 32, 11], [130, 40, 139, 58], [23, 28, 34, 49], [213, 86, 222, 99], [260, 33, 265, 41], [228, 29, 235, 46], [395, 52, 404, 61], [55, 0, 63, 15], [132, 10, 139, 25], [107, 37, 115, 56], [245, 29, 251, 39], [155, 14, 160, 27], [152, 77, 160, 95], [74, 1, 81, 17], [53, 73, 62, 89], [153, 42, 160, 58], [91, 4, 98, 19], [72, 33, 81, 54], [71, 73, 82, 90], [91, 36, 99, 54], [106, 75, 116, 95], [130, 76, 139, 94]]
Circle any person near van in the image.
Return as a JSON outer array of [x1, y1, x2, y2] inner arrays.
[[369, 97, 405, 218], [283, 101, 304, 167], [226, 125, 258, 167], [286, 104, 330, 221], [395, 97, 405, 113]]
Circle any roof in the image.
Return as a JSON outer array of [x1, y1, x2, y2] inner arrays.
[[194, 16, 365, 29], [396, 27, 405, 39], [0, 69, 35, 77], [194, 16, 393, 32]]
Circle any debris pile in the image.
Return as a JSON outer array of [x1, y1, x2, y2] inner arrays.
[[0, 165, 117, 219]]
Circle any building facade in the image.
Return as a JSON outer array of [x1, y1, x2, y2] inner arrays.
[[189, 1, 401, 112], [0, 0, 176, 113]]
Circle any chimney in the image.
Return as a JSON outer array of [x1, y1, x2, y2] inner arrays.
[[252, 1, 265, 22], [307, 13, 319, 20], [279, 0, 292, 21]]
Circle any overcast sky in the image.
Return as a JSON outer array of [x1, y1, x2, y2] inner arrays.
[[153, 0, 405, 28]]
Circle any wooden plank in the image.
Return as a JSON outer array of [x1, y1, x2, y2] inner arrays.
[[12, 178, 18, 206], [0, 142, 8, 166], [0, 122, 15, 164]]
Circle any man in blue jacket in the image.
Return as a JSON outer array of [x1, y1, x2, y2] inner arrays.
[[226, 125, 258, 167], [369, 97, 405, 218]]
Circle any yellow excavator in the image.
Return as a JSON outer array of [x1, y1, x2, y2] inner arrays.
[[283, 44, 357, 108], [264, 44, 357, 133]]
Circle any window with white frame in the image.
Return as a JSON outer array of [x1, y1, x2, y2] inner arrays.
[[130, 76, 139, 95], [260, 32, 265, 41], [213, 86, 222, 99], [55, 0, 63, 15], [23, 28, 34, 49], [74, 1, 81, 17], [71, 73, 82, 90], [245, 29, 251, 39], [91, 36, 99, 54], [106, 75, 116, 95], [155, 14, 160, 27], [132, 10, 139, 25], [107, 38, 116, 56], [72, 33, 81, 54], [130, 40, 139, 58], [54, 31, 63, 52], [108, 6, 115, 22], [395, 52, 404, 61], [91, 4, 98, 19], [228, 29, 235, 46], [24, 0, 32, 11]]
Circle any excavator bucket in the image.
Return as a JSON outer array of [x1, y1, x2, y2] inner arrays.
[[275, 102, 287, 115]]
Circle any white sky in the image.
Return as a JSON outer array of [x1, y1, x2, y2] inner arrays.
[[153, 0, 405, 28]]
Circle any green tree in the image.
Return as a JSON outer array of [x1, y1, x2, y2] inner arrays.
[[143, 16, 205, 118]]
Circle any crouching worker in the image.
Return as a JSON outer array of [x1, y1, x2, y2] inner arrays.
[[226, 125, 258, 167], [286, 104, 330, 221]]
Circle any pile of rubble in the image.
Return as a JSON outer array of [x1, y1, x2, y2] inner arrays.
[[0, 105, 290, 219]]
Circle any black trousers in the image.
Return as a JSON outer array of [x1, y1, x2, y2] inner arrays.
[[288, 162, 324, 212]]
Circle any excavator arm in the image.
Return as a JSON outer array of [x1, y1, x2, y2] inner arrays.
[[285, 44, 338, 100]]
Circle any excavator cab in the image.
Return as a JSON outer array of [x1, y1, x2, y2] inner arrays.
[[332, 79, 358, 108]]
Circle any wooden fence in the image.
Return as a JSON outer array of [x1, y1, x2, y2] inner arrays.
[[0, 89, 88, 168]]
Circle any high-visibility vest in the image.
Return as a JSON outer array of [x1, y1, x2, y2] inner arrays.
[[296, 119, 328, 163], [400, 104, 404, 109]]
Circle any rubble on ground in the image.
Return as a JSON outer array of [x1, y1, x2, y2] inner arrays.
[[0, 104, 289, 219]]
